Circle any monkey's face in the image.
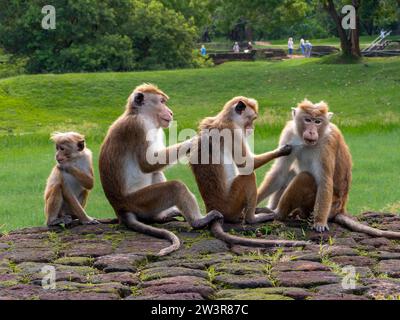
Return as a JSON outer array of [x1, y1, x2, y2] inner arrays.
[[55, 141, 85, 163], [232, 101, 258, 136], [133, 92, 173, 129], [295, 110, 329, 146], [155, 95, 174, 129]]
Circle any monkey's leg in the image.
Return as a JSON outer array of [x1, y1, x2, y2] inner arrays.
[[45, 185, 64, 226], [123, 181, 222, 229], [276, 172, 317, 222], [151, 172, 182, 223], [61, 179, 98, 225], [224, 173, 275, 224], [268, 170, 296, 210]]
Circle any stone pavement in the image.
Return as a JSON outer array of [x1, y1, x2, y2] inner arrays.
[[0, 212, 400, 300]]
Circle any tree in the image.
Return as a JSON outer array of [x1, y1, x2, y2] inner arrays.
[[213, 0, 310, 40], [321, 0, 362, 58], [0, 0, 200, 73]]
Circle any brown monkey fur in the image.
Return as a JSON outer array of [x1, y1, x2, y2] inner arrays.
[[44, 132, 98, 226], [258, 99, 400, 239], [99, 84, 222, 256], [190, 97, 310, 248]]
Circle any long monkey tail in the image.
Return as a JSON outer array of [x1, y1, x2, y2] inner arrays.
[[120, 212, 181, 256], [211, 221, 310, 248], [334, 214, 400, 239]]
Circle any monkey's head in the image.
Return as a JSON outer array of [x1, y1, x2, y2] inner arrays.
[[50, 132, 86, 164], [225, 97, 259, 136], [292, 99, 333, 146], [128, 83, 173, 129]]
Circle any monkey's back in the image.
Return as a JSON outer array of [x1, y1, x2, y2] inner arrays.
[[99, 115, 143, 211], [330, 125, 353, 215], [190, 136, 230, 213]]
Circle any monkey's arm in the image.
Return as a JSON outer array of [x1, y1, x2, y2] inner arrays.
[[138, 140, 191, 173], [61, 166, 94, 190], [312, 159, 335, 232], [256, 155, 295, 205], [253, 145, 292, 170]]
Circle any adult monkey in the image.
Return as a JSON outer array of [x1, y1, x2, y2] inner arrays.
[[257, 99, 400, 239], [99, 84, 222, 256], [190, 97, 310, 248]]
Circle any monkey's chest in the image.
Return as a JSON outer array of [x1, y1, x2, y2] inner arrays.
[[63, 173, 84, 196], [222, 153, 239, 188], [293, 148, 322, 183], [123, 157, 153, 194]]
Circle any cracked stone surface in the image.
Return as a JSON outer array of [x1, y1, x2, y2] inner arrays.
[[0, 212, 400, 300]]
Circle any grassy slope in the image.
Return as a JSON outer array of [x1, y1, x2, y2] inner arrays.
[[0, 57, 399, 231]]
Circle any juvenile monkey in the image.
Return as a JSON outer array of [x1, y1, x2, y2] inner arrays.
[[44, 132, 98, 226], [190, 97, 309, 247], [258, 100, 400, 239], [99, 84, 223, 256]]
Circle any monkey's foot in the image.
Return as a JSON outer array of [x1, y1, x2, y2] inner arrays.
[[83, 218, 101, 225], [191, 210, 224, 230], [155, 209, 183, 223], [255, 207, 275, 214], [312, 223, 330, 233], [48, 215, 73, 227]]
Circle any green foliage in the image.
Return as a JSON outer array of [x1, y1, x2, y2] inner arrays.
[[0, 0, 199, 73], [126, 0, 197, 70]]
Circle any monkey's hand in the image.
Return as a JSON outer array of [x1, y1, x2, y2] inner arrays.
[[312, 222, 330, 233], [276, 144, 293, 157], [57, 163, 73, 173]]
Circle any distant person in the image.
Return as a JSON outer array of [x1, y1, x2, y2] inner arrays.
[[305, 40, 313, 58], [247, 41, 253, 51], [233, 42, 240, 53], [288, 37, 294, 57], [380, 29, 386, 39], [200, 45, 207, 56], [300, 38, 306, 56]]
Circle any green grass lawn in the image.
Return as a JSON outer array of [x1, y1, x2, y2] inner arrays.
[[1, 57, 399, 232]]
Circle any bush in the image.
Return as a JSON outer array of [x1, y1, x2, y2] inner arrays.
[[0, 0, 202, 73], [27, 35, 135, 73]]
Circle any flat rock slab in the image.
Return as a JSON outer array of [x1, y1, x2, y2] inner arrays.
[[0, 212, 400, 300]]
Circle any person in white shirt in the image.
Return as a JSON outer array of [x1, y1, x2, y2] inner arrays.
[[288, 37, 294, 57], [233, 42, 240, 53], [300, 38, 305, 56]]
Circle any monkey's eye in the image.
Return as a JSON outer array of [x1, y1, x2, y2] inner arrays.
[[161, 98, 166, 104], [314, 119, 322, 125], [304, 118, 312, 123]]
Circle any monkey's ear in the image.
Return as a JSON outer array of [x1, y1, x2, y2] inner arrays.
[[292, 107, 297, 119], [327, 112, 334, 121], [133, 92, 145, 107], [77, 140, 85, 151], [235, 101, 247, 115]]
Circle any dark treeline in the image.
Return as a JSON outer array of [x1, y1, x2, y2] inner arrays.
[[0, 0, 398, 73]]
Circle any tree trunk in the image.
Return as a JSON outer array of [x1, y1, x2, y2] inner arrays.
[[323, 0, 361, 58]]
